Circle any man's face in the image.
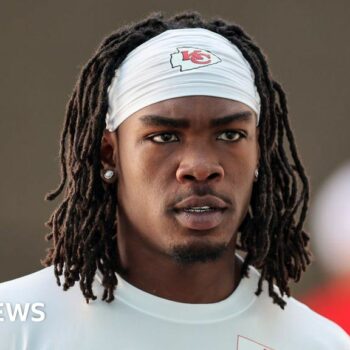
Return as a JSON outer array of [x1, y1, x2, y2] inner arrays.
[[110, 96, 259, 265]]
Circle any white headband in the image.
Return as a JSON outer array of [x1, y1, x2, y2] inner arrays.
[[105, 28, 261, 132]]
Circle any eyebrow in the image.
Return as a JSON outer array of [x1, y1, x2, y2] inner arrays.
[[139, 111, 254, 129]]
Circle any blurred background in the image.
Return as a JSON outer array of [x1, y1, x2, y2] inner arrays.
[[1, 0, 349, 331]]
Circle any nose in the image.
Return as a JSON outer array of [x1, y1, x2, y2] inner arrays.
[[176, 148, 224, 184]]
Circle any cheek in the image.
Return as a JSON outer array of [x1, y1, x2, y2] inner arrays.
[[117, 143, 169, 203], [226, 142, 257, 178], [225, 148, 257, 207]]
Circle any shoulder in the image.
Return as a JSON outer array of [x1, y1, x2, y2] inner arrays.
[[0, 266, 60, 302], [246, 267, 350, 348], [0, 267, 60, 348], [0, 266, 107, 349], [0, 265, 92, 327], [285, 297, 349, 347], [0, 265, 106, 305]]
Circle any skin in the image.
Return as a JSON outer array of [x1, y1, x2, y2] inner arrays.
[[100, 96, 260, 303]]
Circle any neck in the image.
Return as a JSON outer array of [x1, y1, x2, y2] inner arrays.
[[116, 227, 242, 304]]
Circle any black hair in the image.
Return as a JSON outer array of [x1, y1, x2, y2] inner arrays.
[[42, 11, 311, 309]]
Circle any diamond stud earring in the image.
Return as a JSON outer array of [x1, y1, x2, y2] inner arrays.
[[103, 170, 115, 180], [254, 169, 259, 179]]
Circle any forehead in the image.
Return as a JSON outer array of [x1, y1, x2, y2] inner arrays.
[[120, 96, 257, 129]]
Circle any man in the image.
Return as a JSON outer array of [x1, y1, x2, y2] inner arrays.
[[0, 11, 349, 350]]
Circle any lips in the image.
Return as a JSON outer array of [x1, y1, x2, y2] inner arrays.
[[173, 195, 228, 212], [173, 195, 228, 230]]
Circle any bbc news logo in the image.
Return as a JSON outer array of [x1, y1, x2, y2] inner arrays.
[[0, 302, 45, 322]]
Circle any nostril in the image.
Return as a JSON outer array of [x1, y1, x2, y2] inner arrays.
[[208, 172, 221, 180], [183, 174, 196, 181], [181, 172, 221, 183], [176, 164, 224, 184]]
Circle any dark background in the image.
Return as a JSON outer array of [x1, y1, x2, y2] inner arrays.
[[1, 1, 349, 296]]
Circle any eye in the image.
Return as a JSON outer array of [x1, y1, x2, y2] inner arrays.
[[217, 130, 245, 142], [149, 132, 178, 143]]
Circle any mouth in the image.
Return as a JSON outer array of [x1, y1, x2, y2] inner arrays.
[[172, 196, 229, 230], [173, 207, 227, 231]]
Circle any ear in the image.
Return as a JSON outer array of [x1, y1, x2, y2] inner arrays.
[[100, 129, 119, 171]]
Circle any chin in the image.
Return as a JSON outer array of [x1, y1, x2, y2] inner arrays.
[[168, 238, 229, 265]]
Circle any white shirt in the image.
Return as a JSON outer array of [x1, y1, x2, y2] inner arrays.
[[0, 263, 349, 350]]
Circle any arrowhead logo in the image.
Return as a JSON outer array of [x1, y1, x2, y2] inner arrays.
[[170, 47, 222, 71], [237, 335, 274, 350]]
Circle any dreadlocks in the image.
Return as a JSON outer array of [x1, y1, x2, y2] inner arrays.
[[41, 11, 311, 309]]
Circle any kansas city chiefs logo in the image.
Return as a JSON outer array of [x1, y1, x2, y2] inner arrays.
[[170, 47, 222, 71]]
